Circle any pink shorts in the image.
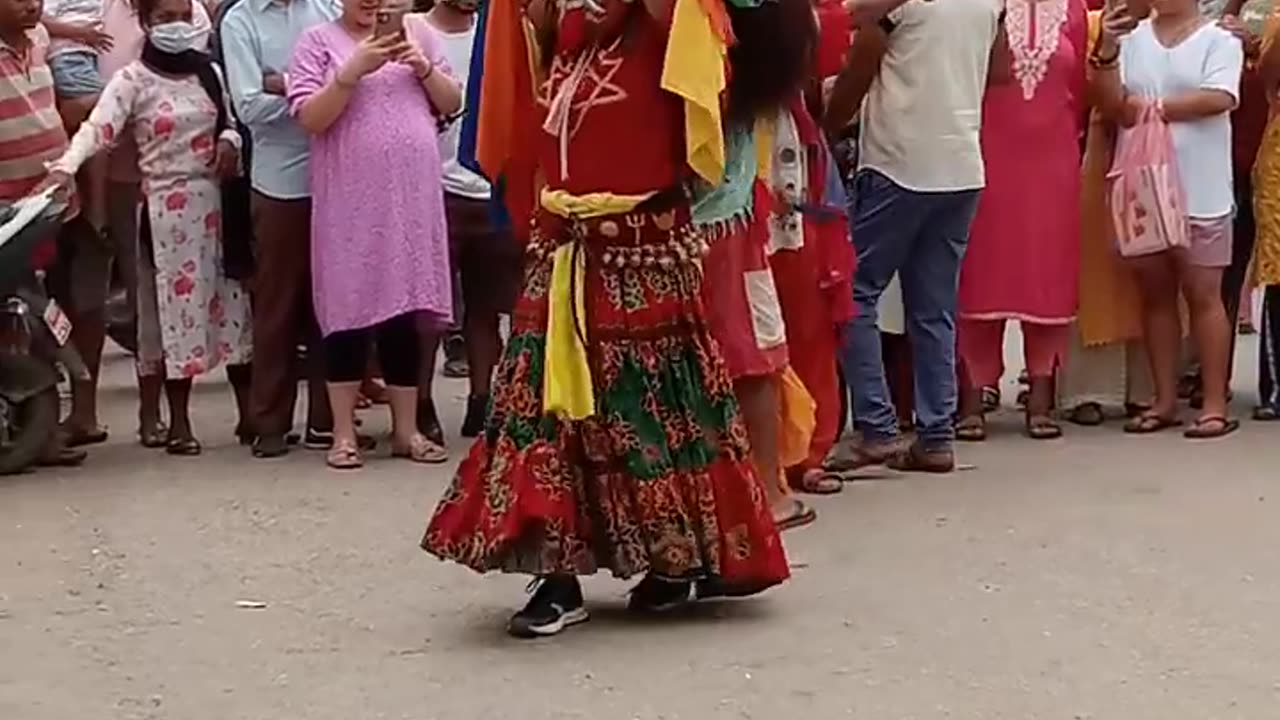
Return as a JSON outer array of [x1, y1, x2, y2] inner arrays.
[[1186, 216, 1233, 268]]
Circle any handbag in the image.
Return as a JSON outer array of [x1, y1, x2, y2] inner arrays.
[[1107, 102, 1190, 258]]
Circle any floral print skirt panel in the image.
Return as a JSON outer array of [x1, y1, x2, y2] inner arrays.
[[423, 202, 791, 589], [142, 176, 253, 379]]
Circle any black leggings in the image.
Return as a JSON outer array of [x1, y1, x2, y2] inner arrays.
[[324, 313, 419, 386]]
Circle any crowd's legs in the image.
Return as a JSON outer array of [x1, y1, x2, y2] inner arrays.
[[1058, 335, 1152, 421], [1127, 241, 1234, 435], [441, 194, 521, 438], [844, 169, 978, 472], [248, 193, 331, 457], [1257, 286, 1280, 417], [957, 320, 1069, 439], [414, 321, 444, 444], [325, 312, 442, 468]]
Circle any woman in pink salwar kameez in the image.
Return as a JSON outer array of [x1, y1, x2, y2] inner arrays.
[[955, 0, 1088, 441]]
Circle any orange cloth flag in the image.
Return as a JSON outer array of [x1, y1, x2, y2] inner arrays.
[[473, 0, 540, 240]]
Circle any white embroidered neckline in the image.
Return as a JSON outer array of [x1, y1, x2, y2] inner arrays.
[[1006, 0, 1070, 101]]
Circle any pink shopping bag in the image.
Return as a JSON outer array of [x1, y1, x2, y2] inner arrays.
[[1107, 102, 1190, 258]]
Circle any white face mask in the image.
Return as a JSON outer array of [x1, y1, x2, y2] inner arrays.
[[148, 21, 210, 54]]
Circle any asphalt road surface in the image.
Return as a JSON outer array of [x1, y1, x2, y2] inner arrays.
[[3, 336, 1279, 720]]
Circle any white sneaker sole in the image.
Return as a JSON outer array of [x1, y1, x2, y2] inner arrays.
[[509, 607, 590, 638]]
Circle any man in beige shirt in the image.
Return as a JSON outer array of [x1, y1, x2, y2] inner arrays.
[[828, 0, 1007, 473]]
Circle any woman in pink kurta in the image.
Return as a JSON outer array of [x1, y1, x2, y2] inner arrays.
[[288, 4, 461, 469], [955, 0, 1087, 441]]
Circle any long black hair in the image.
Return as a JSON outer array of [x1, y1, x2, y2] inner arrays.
[[725, 0, 818, 126]]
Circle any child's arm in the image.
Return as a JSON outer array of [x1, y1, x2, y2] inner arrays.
[[41, 16, 113, 51]]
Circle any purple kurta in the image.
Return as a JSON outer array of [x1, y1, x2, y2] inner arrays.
[[287, 18, 453, 336]]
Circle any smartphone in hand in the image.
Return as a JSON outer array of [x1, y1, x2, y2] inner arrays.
[[374, 7, 407, 40]]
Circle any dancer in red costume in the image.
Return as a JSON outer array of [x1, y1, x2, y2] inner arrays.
[[421, 0, 818, 638]]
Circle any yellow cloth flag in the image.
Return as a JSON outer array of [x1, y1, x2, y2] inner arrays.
[[754, 113, 776, 182], [661, 0, 727, 186], [543, 243, 595, 419], [776, 366, 817, 470], [540, 189, 654, 420]]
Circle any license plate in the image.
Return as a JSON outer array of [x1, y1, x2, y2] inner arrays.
[[43, 299, 72, 346]]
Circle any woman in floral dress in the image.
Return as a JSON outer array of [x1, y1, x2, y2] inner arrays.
[[45, 0, 253, 455]]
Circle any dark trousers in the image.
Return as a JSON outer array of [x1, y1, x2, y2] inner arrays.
[[325, 313, 420, 386], [1259, 286, 1280, 409], [248, 192, 330, 435], [1223, 174, 1258, 382]]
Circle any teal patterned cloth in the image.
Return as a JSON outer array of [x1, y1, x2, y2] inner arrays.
[[691, 126, 758, 227]]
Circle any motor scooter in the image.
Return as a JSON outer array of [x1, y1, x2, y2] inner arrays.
[[0, 193, 90, 474]]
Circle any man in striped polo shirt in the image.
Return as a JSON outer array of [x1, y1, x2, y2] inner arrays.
[[0, 0, 67, 207], [0, 0, 85, 467]]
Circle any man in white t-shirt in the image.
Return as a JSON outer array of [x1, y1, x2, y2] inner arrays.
[[425, 0, 522, 439], [830, 0, 1006, 473]]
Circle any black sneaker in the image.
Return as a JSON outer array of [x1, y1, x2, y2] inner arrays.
[[627, 574, 696, 614], [460, 394, 489, 438], [507, 576, 589, 639]]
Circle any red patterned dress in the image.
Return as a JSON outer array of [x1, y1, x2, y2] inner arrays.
[[422, 3, 790, 589]]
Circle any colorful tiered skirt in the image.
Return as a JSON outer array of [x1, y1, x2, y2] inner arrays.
[[422, 200, 790, 588]]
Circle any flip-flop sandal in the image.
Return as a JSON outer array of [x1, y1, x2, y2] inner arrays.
[[1025, 414, 1063, 440], [1183, 415, 1239, 440], [65, 426, 109, 448], [326, 442, 363, 470], [1252, 405, 1280, 421], [981, 386, 1001, 413], [775, 499, 817, 532], [1067, 403, 1105, 427], [393, 434, 449, 464], [955, 415, 987, 442], [165, 437, 203, 456], [1124, 412, 1181, 435], [791, 468, 843, 495], [1125, 402, 1152, 419]]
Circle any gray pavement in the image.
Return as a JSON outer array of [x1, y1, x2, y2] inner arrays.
[[3, 337, 1280, 720]]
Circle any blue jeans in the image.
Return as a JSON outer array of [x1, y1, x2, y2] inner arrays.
[[841, 169, 981, 451]]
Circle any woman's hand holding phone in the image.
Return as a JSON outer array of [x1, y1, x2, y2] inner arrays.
[[1097, 0, 1138, 61], [336, 34, 402, 87]]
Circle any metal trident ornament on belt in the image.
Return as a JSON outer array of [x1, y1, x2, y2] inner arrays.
[[626, 214, 645, 244]]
